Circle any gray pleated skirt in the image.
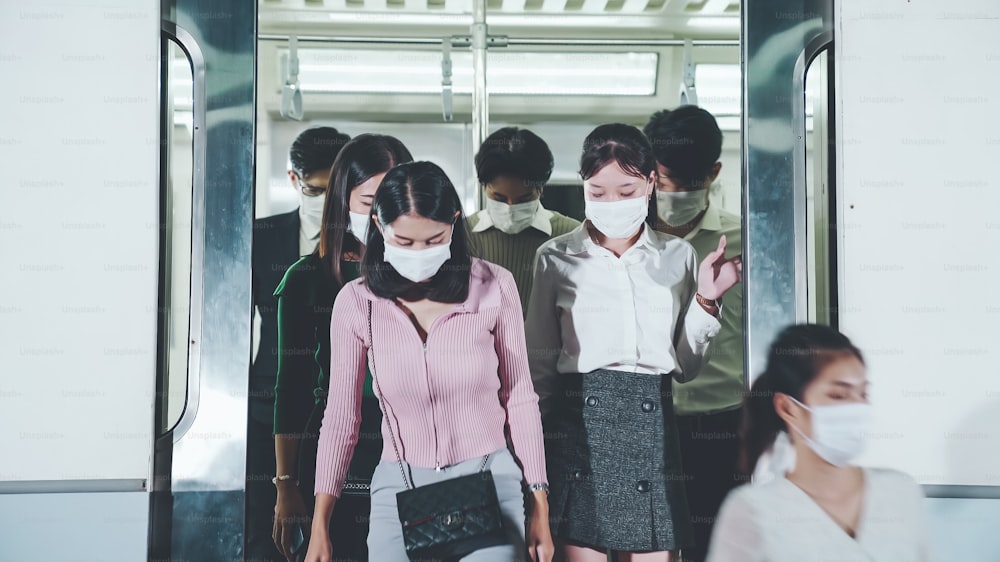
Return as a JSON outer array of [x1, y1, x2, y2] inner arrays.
[[543, 369, 694, 552]]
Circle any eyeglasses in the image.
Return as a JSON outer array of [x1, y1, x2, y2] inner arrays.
[[297, 178, 327, 197]]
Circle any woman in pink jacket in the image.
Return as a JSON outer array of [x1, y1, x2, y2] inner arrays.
[[304, 161, 554, 562]]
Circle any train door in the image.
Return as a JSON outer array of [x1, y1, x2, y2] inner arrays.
[[0, 1, 163, 560], [150, 1, 257, 561], [744, 0, 1000, 558]]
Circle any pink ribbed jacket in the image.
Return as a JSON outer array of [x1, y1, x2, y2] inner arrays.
[[314, 258, 548, 497]]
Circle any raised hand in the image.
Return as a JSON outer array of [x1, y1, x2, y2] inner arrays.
[[697, 234, 742, 301]]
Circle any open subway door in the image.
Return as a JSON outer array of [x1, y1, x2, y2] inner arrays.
[[0, 1, 256, 561], [153, 0, 256, 560], [834, 1, 1000, 559], [744, 0, 1000, 558], [0, 1, 160, 560]]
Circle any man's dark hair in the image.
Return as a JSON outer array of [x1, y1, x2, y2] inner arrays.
[[474, 127, 554, 190], [643, 105, 722, 189], [288, 126, 351, 177]]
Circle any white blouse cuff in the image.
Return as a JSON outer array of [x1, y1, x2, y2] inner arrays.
[[689, 301, 723, 343]]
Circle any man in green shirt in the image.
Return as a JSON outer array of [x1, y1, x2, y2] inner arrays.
[[467, 127, 579, 314], [645, 106, 744, 562]]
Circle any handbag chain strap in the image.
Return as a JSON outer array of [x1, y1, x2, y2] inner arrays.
[[366, 300, 490, 491], [367, 300, 413, 490]]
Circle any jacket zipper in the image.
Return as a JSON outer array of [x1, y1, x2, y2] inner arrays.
[[425, 310, 464, 471], [388, 302, 461, 472], [421, 339, 442, 470]]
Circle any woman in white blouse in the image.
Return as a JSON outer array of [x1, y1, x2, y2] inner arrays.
[[525, 123, 741, 562], [707, 324, 933, 562]]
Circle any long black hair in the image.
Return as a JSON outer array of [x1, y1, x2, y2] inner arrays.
[[318, 134, 413, 286], [361, 161, 473, 303], [579, 123, 657, 227], [740, 324, 865, 476]]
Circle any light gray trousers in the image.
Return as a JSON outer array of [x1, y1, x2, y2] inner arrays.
[[367, 447, 529, 562]]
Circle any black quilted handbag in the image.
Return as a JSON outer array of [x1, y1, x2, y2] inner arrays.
[[395, 462, 506, 560], [366, 301, 507, 561]]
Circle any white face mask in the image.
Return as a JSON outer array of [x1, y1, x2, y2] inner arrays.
[[485, 198, 539, 234], [655, 188, 708, 227], [584, 193, 649, 239], [348, 211, 370, 244], [788, 396, 872, 467], [299, 193, 325, 239], [383, 240, 452, 283]]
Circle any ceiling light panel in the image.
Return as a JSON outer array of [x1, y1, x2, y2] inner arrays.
[[288, 48, 658, 95], [693, 63, 739, 115]]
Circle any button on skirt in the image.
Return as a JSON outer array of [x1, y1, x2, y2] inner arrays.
[[543, 369, 694, 552]]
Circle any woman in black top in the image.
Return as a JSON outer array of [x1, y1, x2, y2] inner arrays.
[[271, 134, 413, 561]]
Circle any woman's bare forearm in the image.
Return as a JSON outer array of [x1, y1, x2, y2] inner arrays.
[[311, 493, 337, 535], [274, 433, 302, 480]]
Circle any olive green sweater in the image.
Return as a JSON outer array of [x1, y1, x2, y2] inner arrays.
[[467, 208, 580, 315]]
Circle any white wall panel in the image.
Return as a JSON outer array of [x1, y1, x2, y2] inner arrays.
[[0, 492, 148, 562], [0, 1, 159, 482], [837, 0, 1000, 486]]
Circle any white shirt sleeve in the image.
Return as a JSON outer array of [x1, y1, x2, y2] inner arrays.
[[524, 248, 561, 418], [672, 247, 722, 383], [707, 489, 766, 562]]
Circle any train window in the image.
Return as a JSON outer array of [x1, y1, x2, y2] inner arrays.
[[804, 49, 831, 324], [157, 37, 194, 434]]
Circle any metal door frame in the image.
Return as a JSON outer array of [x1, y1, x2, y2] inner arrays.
[[743, 0, 1000, 505], [150, 1, 256, 560]]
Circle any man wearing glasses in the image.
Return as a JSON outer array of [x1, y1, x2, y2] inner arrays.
[[248, 126, 350, 562]]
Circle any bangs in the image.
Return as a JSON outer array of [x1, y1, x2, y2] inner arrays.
[[580, 143, 649, 180], [579, 123, 654, 181]]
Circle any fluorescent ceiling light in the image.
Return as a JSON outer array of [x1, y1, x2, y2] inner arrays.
[[703, 0, 734, 13], [686, 16, 740, 30], [694, 63, 740, 116], [288, 48, 658, 96]]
